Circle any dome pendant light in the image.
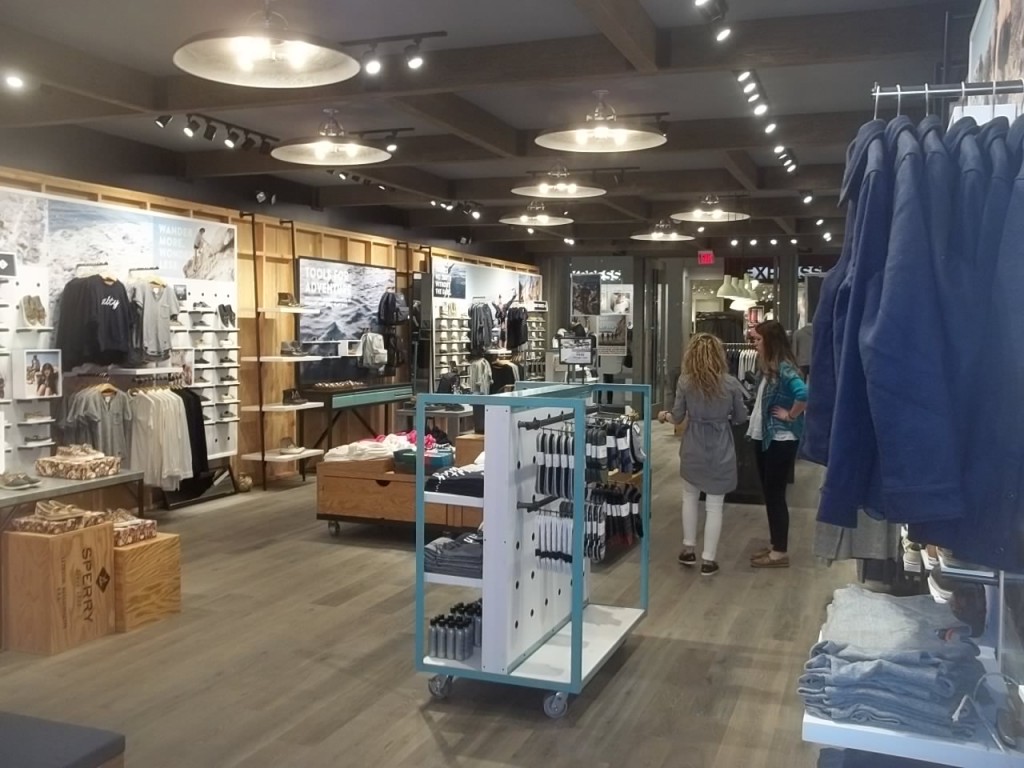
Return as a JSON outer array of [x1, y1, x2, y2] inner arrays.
[[271, 108, 391, 166], [173, 0, 361, 88], [535, 90, 668, 153], [670, 193, 751, 223], [630, 219, 695, 242], [511, 165, 606, 199], [499, 201, 573, 227]]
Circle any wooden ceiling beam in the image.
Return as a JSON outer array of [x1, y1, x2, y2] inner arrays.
[[407, 204, 636, 228], [573, 0, 661, 74], [390, 93, 521, 158], [722, 150, 762, 192], [599, 196, 649, 222], [0, 23, 156, 110]]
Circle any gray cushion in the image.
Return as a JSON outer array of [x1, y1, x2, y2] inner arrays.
[[0, 711, 125, 768]]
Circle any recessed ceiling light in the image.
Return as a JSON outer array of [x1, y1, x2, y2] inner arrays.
[[791, 238, 798, 244], [770, 239, 778, 246], [737, 71, 751, 82], [730, 239, 739, 246], [754, 104, 768, 116], [749, 239, 758, 246], [527, 227, 535, 234], [743, 82, 756, 94], [715, 26, 732, 42], [774, 145, 785, 154], [4, 73, 25, 90], [764, 123, 777, 134], [430, 200, 437, 206], [816, 219, 824, 226]]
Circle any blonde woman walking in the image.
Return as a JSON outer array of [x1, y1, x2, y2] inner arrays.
[[658, 334, 748, 576]]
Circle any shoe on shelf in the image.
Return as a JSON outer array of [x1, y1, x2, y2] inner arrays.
[[678, 550, 696, 566], [220, 393, 236, 402], [277, 292, 301, 308], [0, 472, 40, 490], [750, 552, 789, 568], [279, 436, 305, 455], [194, 356, 211, 366], [701, 561, 720, 577], [221, 374, 238, 382], [279, 341, 302, 357], [24, 435, 48, 444], [903, 541, 924, 573], [226, 305, 236, 326], [193, 319, 212, 328], [217, 304, 230, 327], [194, 374, 210, 384], [20, 297, 37, 327], [193, 301, 211, 310], [282, 388, 307, 406], [219, 356, 234, 365], [221, 411, 236, 420]]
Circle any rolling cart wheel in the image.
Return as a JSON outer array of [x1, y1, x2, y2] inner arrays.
[[327, 521, 341, 537], [428, 675, 454, 699], [543, 691, 569, 719]]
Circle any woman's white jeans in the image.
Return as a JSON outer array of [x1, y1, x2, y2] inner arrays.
[[681, 478, 724, 562]]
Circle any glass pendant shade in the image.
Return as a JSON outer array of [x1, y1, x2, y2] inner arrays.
[[630, 219, 695, 242], [499, 201, 573, 227], [271, 108, 391, 166], [534, 90, 667, 154], [511, 166, 606, 199], [671, 193, 750, 223], [173, 3, 360, 89]]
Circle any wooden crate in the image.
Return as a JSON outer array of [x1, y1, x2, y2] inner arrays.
[[455, 434, 485, 466], [2, 523, 115, 655], [113, 533, 181, 633]]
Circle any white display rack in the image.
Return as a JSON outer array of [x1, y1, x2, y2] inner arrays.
[[19, 440, 55, 450], [240, 355, 324, 363], [256, 306, 320, 315], [240, 402, 324, 413], [66, 366, 181, 378], [15, 326, 55, 333], [414, 383, 651, 719], [241, 448, 324, 462]]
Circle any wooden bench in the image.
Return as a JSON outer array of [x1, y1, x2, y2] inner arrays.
[[0, 711, 125, 768]]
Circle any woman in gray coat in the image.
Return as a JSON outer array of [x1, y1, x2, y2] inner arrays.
[[658, 334, 748, 576]]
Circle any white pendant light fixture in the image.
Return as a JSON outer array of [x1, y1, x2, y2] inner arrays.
[[630, 219, 695, 242], [729, 278, 756, 310], [271, 108, 391, 166], [535, 90, 667, 154], [173, 0, 360, 88], [511, 165, 606, 199], [716, 275, 739, 300], [742, 275, 758, 299], [499, 201, 573, 227], [670, 194, 750, 223]]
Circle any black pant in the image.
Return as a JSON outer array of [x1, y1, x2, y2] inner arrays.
[[754, 440, 799, 553]]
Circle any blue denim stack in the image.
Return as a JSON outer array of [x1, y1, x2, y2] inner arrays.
[[799, 585, 984, 739]]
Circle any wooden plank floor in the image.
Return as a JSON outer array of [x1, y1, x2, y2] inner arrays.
[[0, 433, 853, 767]]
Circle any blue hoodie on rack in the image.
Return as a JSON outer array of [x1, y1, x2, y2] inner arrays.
[[802, 120, 886, 472], [813, 120, 891, 527], [860, 116, 964, 524]]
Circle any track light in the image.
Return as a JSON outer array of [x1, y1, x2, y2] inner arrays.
[[203, 121, 217, 141], [405, 41, 424, 70], [224, 128, 241, 149], [791, 238, 798, 244], [730, 239, 739, 246], [754, 104, 768, 116], [259, 138, 273, 155], [362, 46, 382, 75], [386, 140, 398, 153], [737, 71, 751, 82], [750, 238, 758, 246], [747, 92, 760, 103], [774, 145, 785, 155], [378, 184, 387, 191], [471, 210, 481, 220], [715, 26, 732, 42], [697, 226, 705, 233], [764, 122, 777, 134], [237, 134, 254, 151], [564, 237, 576, 246], [695, 0, 709, 5], [527, 227, 535, 234], [816, 219, 824, 226], [183, 116, 200, 138], [770, 239, 778, 246], [802, 192, 814, 204], [430, 200, 437, 207], [155, 115, 173, 128], [254, 190, 277, 205], [743, 82, 756, 94], [787, 165, 798, 173], [337, 171, 347, 180]]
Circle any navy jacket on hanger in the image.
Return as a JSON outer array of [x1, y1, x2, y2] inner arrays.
[[803, 120, 886, 471]]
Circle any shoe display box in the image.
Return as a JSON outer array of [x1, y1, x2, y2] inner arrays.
[[2, 522, 115, 655], [113, 533, 181, 633], [14, 348, 62, 400]]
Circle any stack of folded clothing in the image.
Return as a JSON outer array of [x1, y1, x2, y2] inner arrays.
[[425, 463, 484, 497], [424, 532, 483, 579], [818, 748, 946, 767], [799, 585, 985, 740], [324, 431, 435, 462]]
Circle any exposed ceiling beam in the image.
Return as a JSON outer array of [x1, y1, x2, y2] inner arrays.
[[651, 196, 839, 220], [773, 217, 798, 236], [0, 23, 157, 110], [407, 204, 639, 228], [453, 219, 821, 243], [599, 196, 649, 222], [573, 0, 660, 74], [722, 150, 762, 192], [316, 167, 452, 207], [525, 237, 844, 254], [156, 5, 948, 114], [390, 93, 520, 158]]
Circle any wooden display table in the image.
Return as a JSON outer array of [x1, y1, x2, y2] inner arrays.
[[316, 457, 483, 536], [114, 533, 181, 633], [2, 523, 115, 655]]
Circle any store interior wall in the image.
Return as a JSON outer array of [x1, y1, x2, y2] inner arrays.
[[0, 125, 530, 264]]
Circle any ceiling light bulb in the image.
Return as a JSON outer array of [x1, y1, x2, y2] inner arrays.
[[754, 104, 768, 116], [575, 129, 589, 145], [362, 48, 382, 75], [770, 239, 778, 246], [594, 124, 611, 140], [4, 73, 25, 90], [764, 123, 777, 134], [430, 200, 437, 206], [405, 42, 424, 70], [183, 117, 200, 138], [527, 227, 535, 234], [224, 129, 241, 148], [750, 239, 758, 246], [471, 210, 481, 220], [652, 231, 664, 240], [567, 183, 577, 193], [803, 193, 814, 204], [564, 237, 575, 246], [773, 145, 785, 154], [791, 238, 798, 244], [697, 226, 705, 233], [711, 208, 724, 219], [716, 27, 732, 42], [747, 93, 761, 103], [555, 182, 567, 191], [743, 82, 756, 94], [737, 71, 751, 82], [816, 219, 824, 226], [538, 214, 550, 224], [155, 115, 173, 128], [695, 0, 710, 5], [538, 182, 550, 193], [787, 164, 798, 173], [730, 239, 739, 246], [519, 214, 528, 223]]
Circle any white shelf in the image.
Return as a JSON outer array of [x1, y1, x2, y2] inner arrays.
[[424, 573, 483, 588], [186, 309, 217, 314], [17, 418, 55, 426], [207, 450, 237, 460], [216, 417, 240, 424], [240, 355, 324, 363], [422, 653, 481, 673], [801, 711, 1019, 768], [15, 395, 62, 401], [19, 440, 55, 449], [66, 366, 181, 378], [257, 306, 320, 315], [15, 326, 54, 332], [194, 364, 240, 370], [188, 383, 237, 390], [424, 492, 485, 508], [201, 399, 241, 407], [510, 605, 645, 686], [215, 328, 239, 333], [241, 448, 324, 462], [196, 346, 240, 351], [240, 402, 323, 413]]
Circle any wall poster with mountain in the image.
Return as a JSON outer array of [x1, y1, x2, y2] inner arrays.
[[296, 257, 398, 387]]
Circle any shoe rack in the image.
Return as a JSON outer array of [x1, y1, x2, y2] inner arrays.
[[433, 315, 471, 391], [525, 309, 548, 382], [239, 216, 325, 490]]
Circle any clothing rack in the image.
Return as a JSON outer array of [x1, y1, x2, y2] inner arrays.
[[870, 79, 1024, 118], [518, 404, 599, 430]]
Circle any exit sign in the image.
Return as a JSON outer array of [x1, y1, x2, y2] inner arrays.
[[697, 250, 716, 265]]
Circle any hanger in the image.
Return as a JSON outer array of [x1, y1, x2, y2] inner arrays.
[[896, 84, 902, 116], [924, 83, 931, 117], [992, 80, 998, 121], [873, 82, 880, 121]]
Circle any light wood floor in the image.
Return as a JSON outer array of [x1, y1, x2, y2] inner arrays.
[[0, 432, 852, 767]]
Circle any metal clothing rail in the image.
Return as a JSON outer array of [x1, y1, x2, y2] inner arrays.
[[871, 79, 1024, 99]]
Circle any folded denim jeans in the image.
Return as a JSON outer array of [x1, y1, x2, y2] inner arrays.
[[805, 700, 976, 740], [801, 655, 983, 700]]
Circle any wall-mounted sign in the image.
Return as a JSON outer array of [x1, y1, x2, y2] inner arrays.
[[697, 250, 716, 266]]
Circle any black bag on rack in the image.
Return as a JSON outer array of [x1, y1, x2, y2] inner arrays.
[[377, 290, 410, 326]]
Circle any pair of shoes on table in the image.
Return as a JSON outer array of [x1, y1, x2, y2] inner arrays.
[[750, 549, 790, 568], [0, 472, 41, 490], [36, 500, 85, 520], [678, 549, 720, 577]]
